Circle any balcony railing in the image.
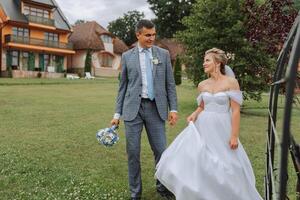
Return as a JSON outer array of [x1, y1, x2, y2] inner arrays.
[[5, 35, 73, 50], [25, 14, 55, 26]]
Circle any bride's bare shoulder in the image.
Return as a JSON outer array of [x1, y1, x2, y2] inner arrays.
[[198, 79, 210, 92], [225, 76, 240, 90]]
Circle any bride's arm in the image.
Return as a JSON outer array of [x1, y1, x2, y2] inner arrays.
[[229, 78, 240, 150], [186, 102, 204, 122], [230, 100, 240, 150], [186, 81, 205, 122]]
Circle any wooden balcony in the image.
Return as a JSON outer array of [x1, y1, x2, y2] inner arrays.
[[25, 14, 55, 27], [5, 34, 73, 50]]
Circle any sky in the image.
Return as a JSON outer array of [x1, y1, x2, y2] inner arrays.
[[55, 0, 156, 28]]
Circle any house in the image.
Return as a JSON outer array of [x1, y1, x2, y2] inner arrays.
[[131, 38, 185, 65], [155, 38, 185, 65], [130, 38, 185, 70], [68, 21, 128, 77], [0, 0, 75, 78]]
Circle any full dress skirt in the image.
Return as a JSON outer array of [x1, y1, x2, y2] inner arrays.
[[155, 91, 263, 200]]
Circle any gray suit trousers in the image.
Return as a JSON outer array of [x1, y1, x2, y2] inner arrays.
[[124, 99, 166, 198]]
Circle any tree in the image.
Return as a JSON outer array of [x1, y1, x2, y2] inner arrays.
[[108, 10, 144, 46], [174, 56, 182, 85], [244, 0, 298, 56], [84, 49, 92, 73], [74, 19, 87, 25], [294, 0, 300, 10], [6, 51, 12, 78], [56, 56, 64, 73], [28, 52, 35, 71], [147, 0, 196, 38], [177, 0, 275, 101]]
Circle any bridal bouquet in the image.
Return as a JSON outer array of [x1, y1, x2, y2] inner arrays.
[[96, 125, 119, 147]]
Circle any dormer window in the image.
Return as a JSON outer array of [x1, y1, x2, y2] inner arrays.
[[22, 2, 55, 26], [100, 35, 112, 43], [23, 5, 50, 19]]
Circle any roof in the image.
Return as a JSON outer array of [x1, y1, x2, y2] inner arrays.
[[69, 21, 128, 54], [0, 0, 72, 31], [31, 0, 54, 5], [50, 0, 72, 31], [157, 38, 185, 60], [131, 38, 185, 60], [69, 21, 105, 51], [0, 0, 27, 23], [25, 0, 56, 8], [113, 37, 128, 54]]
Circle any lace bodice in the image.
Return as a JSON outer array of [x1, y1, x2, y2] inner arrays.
[[196, 91, 243, 113]]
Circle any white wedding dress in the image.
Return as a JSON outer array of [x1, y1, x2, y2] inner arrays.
[[155, 91, 263, 200]]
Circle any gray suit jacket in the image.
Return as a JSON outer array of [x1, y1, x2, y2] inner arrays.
[[115, 45, 177, 121]]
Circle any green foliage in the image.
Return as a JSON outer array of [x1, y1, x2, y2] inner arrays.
[[147, 0, 196, 38], [39, 54, 44, 71], [255, 0, 266, 4], [174, 56, 182, 85], [176, 0, 275, 101], [108, 10, 144, 46], [6, 51, 12, 78], [244, 0, 298, 56], [28, 52, 35, 71], [84, 50, 92, 73], [293, 0, 300, 10], [7, 66, 12, 78], [56, 56, 64, 73], [74, 19, 87, 25]]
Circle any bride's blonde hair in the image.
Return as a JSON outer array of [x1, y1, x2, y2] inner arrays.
[[205, 48, 228, 75]]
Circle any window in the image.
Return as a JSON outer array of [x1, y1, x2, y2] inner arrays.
[[11, 51, 19, 68], [24, 5, 50, 18], [45, 32, 59, 47], [24, 6, 29, 15], [21, 52, 29, 70], [12, 27, 29, 37], [100, 35, 112, 43], [45, 32, 59, 42], [101, 54, 113, 67], [52, 55, 57, 67], [44, 10, 48, 17], [44, 54, 50, 68]]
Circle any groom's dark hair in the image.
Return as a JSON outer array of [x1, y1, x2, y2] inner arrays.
[[135, 19, 155, 33]]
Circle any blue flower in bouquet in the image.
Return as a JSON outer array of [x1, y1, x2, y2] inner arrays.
[[96, 125, 119, 147]]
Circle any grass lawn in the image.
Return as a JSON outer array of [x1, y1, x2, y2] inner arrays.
[[0, 78, 299, 199]]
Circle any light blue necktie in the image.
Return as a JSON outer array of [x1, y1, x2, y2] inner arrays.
[[143, 48, 154, 100]]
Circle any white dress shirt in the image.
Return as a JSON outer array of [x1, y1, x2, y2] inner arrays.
[[138, 44, 153, 99]]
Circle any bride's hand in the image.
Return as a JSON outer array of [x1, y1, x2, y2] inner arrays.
[[229, 136, 239, 150], [186, 112, 197, 123]]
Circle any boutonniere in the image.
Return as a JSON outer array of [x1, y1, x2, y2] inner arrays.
[[152, 57, 160, 65]]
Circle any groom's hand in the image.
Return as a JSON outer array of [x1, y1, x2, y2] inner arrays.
[[168, 112, 178, 126], [110, 118, 120, 126]]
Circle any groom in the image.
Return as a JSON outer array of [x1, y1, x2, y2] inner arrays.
[[111, 19, 178, 199]]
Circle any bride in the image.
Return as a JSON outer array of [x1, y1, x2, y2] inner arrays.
[[155, 48, 263, 200]]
